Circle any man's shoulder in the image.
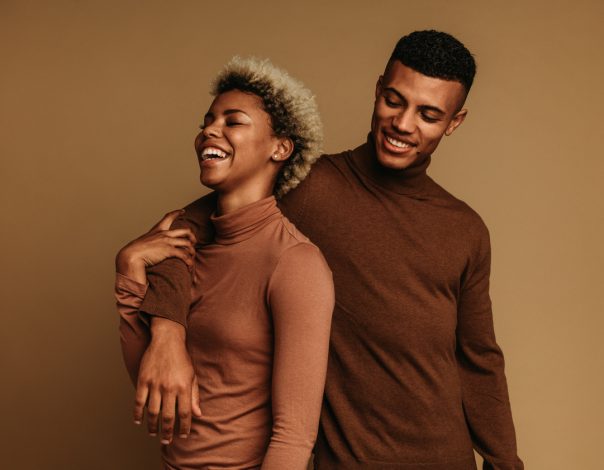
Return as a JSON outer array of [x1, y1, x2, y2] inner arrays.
[[278, 144, 362, 226], [426, 176, 489, 235], [304, 141, 370, 189], [312, 147, 354, 175], [287, 145, 360, 196]]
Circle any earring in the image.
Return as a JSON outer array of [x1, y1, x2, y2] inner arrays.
[[272, 154, 280, 161]]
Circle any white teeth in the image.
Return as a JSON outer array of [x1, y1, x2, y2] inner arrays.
[[201, 147, 228, 160], [386, 136, 411, 149]]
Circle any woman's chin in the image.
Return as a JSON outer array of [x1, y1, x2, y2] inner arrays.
[[200, 176, 222, 190]]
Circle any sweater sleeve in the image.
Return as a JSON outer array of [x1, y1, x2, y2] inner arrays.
[[139, 192, 217, 328], [114, 272, 151, 386], [261, 243, 335, 470], [456, 225, 523, 470]]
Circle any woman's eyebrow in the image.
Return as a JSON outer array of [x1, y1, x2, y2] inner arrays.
[[203, 109, 250, 119], [224, 109, 250, 117]]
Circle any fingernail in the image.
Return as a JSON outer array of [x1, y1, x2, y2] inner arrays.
[[179, 434, 188, 439], [134, 420, 141, 425], [161, 438, 170, 445], [149, 433, 157, 437]]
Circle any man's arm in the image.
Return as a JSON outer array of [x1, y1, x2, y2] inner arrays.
[[125, 193, 215, 444], [114, 208, 202, 444], [139, 191, 217, 327], [456, 224, 524, 470]]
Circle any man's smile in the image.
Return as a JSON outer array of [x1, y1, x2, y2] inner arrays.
[[382, 131, 417, 155]]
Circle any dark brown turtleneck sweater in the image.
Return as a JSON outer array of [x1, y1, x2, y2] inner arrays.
[[137, 136, 523, 469]]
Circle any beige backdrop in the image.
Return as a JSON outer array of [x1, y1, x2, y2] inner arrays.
[[1, 0, 602, 468]]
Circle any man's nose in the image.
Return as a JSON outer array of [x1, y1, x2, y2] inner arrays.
[[392, 109, 416, 134]]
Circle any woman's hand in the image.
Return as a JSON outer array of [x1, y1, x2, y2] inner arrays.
[[115, 209, 197, 284], [135, 318, 202, 445]]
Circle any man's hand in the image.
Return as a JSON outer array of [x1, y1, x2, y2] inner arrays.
[[134, 317, 202, 444]]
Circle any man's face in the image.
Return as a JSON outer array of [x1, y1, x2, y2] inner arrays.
[[371, 61, 468, 171]]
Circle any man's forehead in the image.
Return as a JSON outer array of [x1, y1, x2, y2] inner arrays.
[[382, 61, 466, 111]]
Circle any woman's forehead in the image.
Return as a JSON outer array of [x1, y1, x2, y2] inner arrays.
[[209, 89, 265, 114]]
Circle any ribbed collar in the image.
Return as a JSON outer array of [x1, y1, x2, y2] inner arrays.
[[349, 133, 431, 195], [210, 195, 281, 245]]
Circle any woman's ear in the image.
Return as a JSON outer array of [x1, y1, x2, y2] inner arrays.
[[272, 137, 294, 162]]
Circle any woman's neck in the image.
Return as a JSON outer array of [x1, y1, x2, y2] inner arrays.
[[216, 186, 274, 216]]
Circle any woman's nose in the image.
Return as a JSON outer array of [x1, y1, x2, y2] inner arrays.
[[202, 122, 221, 139]]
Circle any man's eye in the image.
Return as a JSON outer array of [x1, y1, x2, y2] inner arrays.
[[226, 121, 244, 127], [421, 114, 438, 123], [384, 97, 399, 107]]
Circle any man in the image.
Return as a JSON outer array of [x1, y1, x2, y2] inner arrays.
[[130, 30, 523, 469]]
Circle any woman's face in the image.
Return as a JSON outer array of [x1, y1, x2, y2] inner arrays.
[[195, 89, 282, 194]]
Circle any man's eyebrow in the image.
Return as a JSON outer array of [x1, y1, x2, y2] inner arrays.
[[419, 104, 445, 116], [384, 87, 445, 115]]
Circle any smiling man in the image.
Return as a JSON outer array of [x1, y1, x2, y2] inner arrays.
[[129, 30, 523, 469]]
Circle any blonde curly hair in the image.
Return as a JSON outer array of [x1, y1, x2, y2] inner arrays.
[[211, 56, 323, 198]]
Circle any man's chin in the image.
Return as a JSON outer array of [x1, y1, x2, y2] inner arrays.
[[375, 151, 419, 171]]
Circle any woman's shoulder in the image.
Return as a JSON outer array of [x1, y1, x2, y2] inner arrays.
[[272, 216, 331, 274]]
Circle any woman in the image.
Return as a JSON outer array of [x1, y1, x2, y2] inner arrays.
[[114, 57, 334, 469]]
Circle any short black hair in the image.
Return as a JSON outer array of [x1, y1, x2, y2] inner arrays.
[[388, 30, 476, 93]]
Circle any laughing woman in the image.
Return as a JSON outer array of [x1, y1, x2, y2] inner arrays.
[[114, 57, 334, 469]]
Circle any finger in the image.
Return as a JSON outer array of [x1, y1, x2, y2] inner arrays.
[[165, 239, 195, 259], [165, 228, 197, 245], [160, 393, 176, 445], [150, 209, 185, 232], [147, 388, 162, 436], [177, 388, 192, 439], [191, 376, 202, 418], [164, 236, 195, 252], [133, 382, 149, 425], [168, 248, 194, 268]]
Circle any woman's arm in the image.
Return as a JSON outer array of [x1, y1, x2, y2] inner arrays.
[[115, 272, 150, 385], [262, 243, 335, 470]]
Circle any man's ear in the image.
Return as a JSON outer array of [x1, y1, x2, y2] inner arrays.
[[272, 137, 294, 162], [375, 75, 384, 100], [445, 108, 468, 136]]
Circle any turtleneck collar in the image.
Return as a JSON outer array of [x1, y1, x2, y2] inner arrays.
[[350, 133, 431, 195], [210, 195, 281, 245]]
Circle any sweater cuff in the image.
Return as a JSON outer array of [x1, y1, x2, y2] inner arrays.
[[115, 272, 148, 298]]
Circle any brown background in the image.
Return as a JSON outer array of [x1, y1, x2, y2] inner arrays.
[[1, 0, 602, 468]]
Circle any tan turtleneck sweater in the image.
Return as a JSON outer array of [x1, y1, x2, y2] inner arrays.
[[136, 136, 523, 469], [115, 196, 334, 469]]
